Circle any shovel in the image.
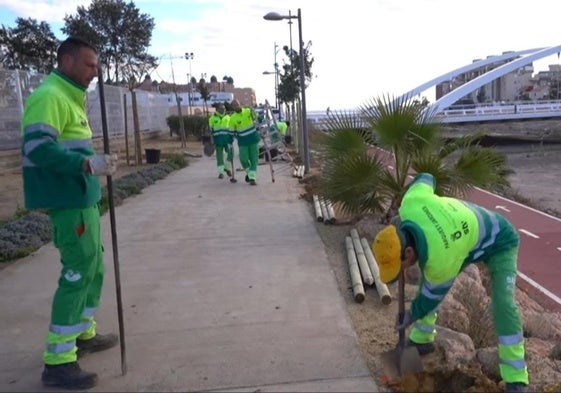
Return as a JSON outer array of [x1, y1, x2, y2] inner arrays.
[[381, 268, 423, 380]]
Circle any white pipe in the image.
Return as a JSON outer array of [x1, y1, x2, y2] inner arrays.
[[319, 198, 330, 224], [361, 237, 392, 305], [312, 194, 323, 222], [350, 229, 374, 285], [345, 236, 365, 303], [298, 165, 305, 178], [326, 200, 336, 224]]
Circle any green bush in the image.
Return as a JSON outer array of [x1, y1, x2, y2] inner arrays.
[[166, 115, 209, 141]]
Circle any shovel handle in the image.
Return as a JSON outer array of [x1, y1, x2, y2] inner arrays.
[[397, 268, 406, 347]]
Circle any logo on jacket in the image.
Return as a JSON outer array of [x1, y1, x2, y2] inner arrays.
[[64, 269, 82, 282]]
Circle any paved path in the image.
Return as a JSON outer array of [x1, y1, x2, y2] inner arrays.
[[0, 157, 378, 392]]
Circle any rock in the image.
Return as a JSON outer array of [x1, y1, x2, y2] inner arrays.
[[523, 312, 561, 340], [438, 296, 470, 334], [475, 347, 501, 381], [435, 326, 476, 369]]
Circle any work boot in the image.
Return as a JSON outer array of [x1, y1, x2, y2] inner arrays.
[[406, 339, 435, 356], [505, 383, 528, 393], [77, 333, 118, 358], [218, 173, 224, 179], [41, 361, 98, 390], [245, 174, 250, 183], [249, 179, 257, 186]]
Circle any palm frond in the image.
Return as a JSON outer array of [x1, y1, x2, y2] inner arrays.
[[452, 146, 512, 194], [316, 128, 368, 163], [439, 131, 485, 159], [319, 152, 388, 215]]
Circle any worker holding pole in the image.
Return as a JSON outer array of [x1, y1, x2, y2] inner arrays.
[[20, 36, 120, 390]]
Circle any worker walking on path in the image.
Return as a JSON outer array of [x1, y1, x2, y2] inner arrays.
[[229, 99, 259, 185], [208, 103, 233, 179], [20, 36, 119, 390], [372, 172, 529, 393]]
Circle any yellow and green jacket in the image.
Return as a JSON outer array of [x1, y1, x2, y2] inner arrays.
[[208, 112, 232, 146], [21, 70, 100, 210], [399, 173, 519, 320], [229, 107, 259, 146]]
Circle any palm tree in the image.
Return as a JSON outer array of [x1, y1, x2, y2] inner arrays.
[[317, 94, 512, 222]]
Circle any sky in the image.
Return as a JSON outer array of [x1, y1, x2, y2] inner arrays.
[[1, 0, 561, 112]]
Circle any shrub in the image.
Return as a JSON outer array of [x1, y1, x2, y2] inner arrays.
[[166, 115, 209, 141]]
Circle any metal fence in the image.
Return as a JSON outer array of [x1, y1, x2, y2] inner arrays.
[[0, 69, 169, 151]]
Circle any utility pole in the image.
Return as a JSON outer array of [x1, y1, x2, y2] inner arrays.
[[170, 55, 186, 147], [185, 52, 194, 115]]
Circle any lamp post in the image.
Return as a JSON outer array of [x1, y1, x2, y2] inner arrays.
[[264, 8, 309, 173], [262, 70, 279, 108], [185, 52, 194, 115]]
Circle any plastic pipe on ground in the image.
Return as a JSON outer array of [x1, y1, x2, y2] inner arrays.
[[350, 229, 374, 285], [345, 236, 365, 303], [312, 194, 324, 222]]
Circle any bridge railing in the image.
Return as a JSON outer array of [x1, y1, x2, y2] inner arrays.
[[306, 100, 561, 130]]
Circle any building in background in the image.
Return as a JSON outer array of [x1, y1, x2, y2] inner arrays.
[[436, 52, 560, 105]]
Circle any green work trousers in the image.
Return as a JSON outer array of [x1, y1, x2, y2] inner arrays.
[[43, 205, 104, 365], [216, 144, 233, 175], [409, 245, 528, 385], [239, 143, 259, 181]]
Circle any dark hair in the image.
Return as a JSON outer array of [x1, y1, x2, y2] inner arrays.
[[57, 36, 97, 64]]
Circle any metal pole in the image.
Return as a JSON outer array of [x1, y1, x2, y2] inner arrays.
[[274, 43, 279, 109], [97, 66, 127, 376], [170, 55, 186, 147], [297, 9, 310, 173]]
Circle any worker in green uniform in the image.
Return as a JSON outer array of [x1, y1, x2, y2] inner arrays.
[[21, 36, 119, 390], [229, 99, 259, 185], [372, 172, 529, 393], [208, 103, 232, 179]]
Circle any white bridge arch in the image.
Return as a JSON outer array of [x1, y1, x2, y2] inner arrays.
[[308, 45, 561, 126]]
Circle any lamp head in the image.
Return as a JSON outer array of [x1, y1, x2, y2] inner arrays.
[[263, 12, 285, 21]]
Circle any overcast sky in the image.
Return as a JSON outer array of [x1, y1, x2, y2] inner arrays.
[[1, 0, 561, 112]]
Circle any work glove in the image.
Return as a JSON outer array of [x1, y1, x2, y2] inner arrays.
[[395, 309, 415, 331], [87, 153, 118, 176]]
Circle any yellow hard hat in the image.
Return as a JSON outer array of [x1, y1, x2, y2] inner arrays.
[[371, 224, 405, 284]]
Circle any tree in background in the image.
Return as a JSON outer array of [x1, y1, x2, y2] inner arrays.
[[62, 0, 157, 84], [197, 81, 211, 115], [277, 42, 314, 106], [0, 17, 58, 74]]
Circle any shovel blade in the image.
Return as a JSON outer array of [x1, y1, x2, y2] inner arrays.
[[381, 346, 423, 381]]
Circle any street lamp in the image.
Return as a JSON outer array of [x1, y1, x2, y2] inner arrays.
[[262, 70, 279, 108], [264, 8, 310, 174], [185, 52, 194, 115]]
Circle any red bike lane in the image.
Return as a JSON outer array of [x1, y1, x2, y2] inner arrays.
[[466, 188, 561, 312], [379, 151, 561, 311]]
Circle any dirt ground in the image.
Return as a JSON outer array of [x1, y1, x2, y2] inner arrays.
[[2, 130, 561, 391]]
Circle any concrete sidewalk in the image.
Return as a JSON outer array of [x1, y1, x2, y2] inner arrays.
[[0, 157, 379, 392]]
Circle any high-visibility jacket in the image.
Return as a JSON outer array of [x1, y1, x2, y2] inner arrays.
[[399, 173, 519, 320], [229, 107, 259, 146], [276, 121, 288, 135], [21, 70, 100, 210], [208, 113, 232, 146]]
